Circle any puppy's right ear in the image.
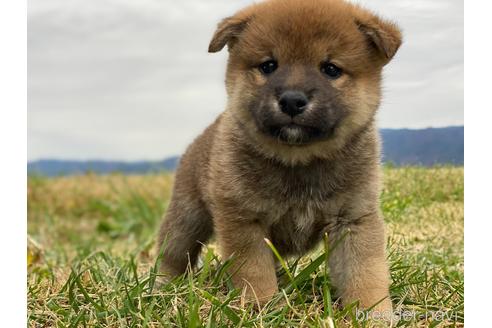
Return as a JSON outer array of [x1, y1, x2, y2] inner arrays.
[[353, 7, 402, 65], [208, 13, 252, 53]]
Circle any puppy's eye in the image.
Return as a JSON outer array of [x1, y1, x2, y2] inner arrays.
[[258, 60, 278, 75], [320, 62, 343, 79]]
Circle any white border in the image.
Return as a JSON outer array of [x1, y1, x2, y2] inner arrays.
[[0, 0, 27, 325], [464, 0, 492, 326]]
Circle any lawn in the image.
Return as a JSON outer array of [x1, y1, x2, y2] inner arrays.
[[27, 167, 464, 327]]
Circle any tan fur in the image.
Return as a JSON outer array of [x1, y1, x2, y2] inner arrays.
[[156, 0, 401, 317]]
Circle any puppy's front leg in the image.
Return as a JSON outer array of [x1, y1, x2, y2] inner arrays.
[[329, 211, 393, 317], [216, 217, 277, 304]]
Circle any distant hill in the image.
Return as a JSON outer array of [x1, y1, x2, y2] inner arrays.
[[27, 157, 179, 176], [28, 126, 463, 176], [380, 126, 463, 166]]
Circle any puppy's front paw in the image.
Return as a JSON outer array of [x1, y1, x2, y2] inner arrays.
[[236, 278, 278, 307]]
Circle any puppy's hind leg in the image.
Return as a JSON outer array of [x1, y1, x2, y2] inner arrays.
[[156, 195, 213, 281]]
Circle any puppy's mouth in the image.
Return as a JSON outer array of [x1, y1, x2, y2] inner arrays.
[[268, 123, 327, 145]]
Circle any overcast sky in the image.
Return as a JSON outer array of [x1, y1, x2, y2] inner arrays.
[[27, 0, 463, 161]]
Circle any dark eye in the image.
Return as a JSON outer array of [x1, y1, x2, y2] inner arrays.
[[258, 60, 278, 75], [320, 62, 343, 79]]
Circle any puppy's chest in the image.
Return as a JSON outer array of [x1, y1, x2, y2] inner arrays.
[[236, 157, 346, 205], [266, 202, 340, 255], [227, 153, 351, 253]]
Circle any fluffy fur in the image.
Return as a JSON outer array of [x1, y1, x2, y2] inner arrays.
[[157, 0, 402, 315]]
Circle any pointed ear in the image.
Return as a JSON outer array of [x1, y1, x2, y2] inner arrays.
[[208, 13, 252, 53], [355, 13, 402, 64]]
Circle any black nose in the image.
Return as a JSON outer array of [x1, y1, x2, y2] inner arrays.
[[278, 90, 309, 117]]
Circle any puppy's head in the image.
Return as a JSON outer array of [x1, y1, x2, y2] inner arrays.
[[209, 0, 402, 164]]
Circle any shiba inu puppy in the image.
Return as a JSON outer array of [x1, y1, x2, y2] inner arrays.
[[157, 0, 401, 315]]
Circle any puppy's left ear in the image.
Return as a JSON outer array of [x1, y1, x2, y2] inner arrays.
[[208, 11, 253, 53], [355, 11, 402, 65]]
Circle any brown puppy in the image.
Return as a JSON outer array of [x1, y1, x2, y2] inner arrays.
[[157, 0, 401, 315]]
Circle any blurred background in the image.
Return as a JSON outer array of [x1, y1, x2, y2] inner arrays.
[[27, 0, 463, 175]]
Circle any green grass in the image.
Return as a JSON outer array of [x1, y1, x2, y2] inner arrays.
[[27, 167, 464, 327]]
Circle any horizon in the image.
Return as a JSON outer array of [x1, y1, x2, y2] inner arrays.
[[28, 125, 463, 163]]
